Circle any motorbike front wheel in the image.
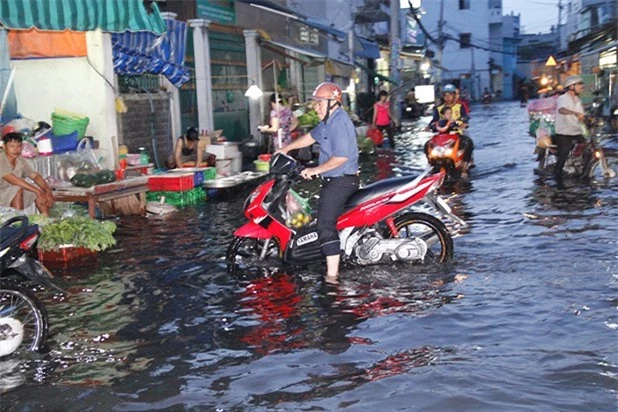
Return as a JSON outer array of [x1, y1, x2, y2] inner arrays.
[[385, 212, 454, 263], [0, 286, 48, 356], [226, 236, 282, 273], [588, 152, 618, 184]]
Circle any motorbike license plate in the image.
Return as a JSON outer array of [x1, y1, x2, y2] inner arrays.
[[435, 196, 452, 214]]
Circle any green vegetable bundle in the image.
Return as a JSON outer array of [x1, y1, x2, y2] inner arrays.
[[297, 110, 320, 128], [33, 216, 117, 252]]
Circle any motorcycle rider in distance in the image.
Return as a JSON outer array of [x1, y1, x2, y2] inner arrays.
[[424, 84, 474, 177], [553, 75, 586, 180], [275, 82, 360, 283]]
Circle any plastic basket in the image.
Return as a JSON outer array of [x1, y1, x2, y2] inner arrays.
[[38, 246, 96, 262], [148, 174, 194, 192], [146, 187, 205, 207], [51, 111, 90, 139], [254, 160, 269, 172], [51, 131, 79, 154]]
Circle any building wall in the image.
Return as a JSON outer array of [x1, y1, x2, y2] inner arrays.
[[290, 0, 355, 62], [421, 0, 492, 99], [11, 31, 117, 169], [117, 93, 171, 168]]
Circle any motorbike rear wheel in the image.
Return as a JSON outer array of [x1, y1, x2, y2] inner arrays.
[[587, 152, 618, 184], [226, 236, 282, 273], [385, 212, 453, 263], [0, 286, 48, 355]]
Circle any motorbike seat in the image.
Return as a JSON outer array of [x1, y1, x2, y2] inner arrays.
[[345, 174, 419, 210], [0, 226, 24, 250]]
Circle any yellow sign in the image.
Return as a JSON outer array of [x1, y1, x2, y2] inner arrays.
[[545, 55, 557, 66]]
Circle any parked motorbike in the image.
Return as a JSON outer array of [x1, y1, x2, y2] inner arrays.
[[534, 116, 618, 181], [481, 92, 492, 104], [227, 154, 466, 272], [0, 216, 62, 357]]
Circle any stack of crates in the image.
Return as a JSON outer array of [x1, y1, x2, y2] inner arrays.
[[192, 167, 217, 187], [147, 173, 206, 207]]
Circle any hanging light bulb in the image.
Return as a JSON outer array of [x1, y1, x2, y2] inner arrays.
[[245, 81, 263, 99]]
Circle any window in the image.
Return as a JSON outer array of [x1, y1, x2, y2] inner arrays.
[[459, 0, 470, 10], [460, 33, 471, 49]]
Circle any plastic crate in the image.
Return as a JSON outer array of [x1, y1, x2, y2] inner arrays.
[[148, 174, 194, 192], [38, 246, 96, 262], [147, 187, 205, 207], [204, 167, 216, 180], [193, 170, 204, 187]]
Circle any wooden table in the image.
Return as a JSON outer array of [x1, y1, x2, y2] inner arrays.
[[53, 177, 149, 218]]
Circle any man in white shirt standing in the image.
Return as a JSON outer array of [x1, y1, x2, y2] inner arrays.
[[554, 75, 586, 179]]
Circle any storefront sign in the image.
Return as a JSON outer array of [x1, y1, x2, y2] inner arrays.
[[599, 48, 617, 69], [196, 0, 235, 25]]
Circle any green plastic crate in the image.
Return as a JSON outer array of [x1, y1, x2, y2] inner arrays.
[[204, 167, 216, 180], [147, 187, 206, 207]]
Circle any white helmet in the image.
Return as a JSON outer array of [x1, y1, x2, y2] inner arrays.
[[564, 75, 583, 88]]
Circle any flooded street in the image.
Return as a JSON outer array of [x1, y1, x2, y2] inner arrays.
[[2, 101, 617, 410]]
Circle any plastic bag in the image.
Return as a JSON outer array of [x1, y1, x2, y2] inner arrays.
[[535, 119, 552, 148], [285, 189, 312, 228], [55, 139, 102, 183]]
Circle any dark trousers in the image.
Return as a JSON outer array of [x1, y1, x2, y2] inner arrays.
[[554, 133, 584, 177], [317, 175, 360, 256], [459, 135, 474, 162], [376, 124, 395, 148]]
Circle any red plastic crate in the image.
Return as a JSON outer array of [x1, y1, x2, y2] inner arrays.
[[38, 246, 97, 262], [148, 174, 194, 192]]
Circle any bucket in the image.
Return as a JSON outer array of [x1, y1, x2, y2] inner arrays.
[[37, 137, 53, 156], [216, 158, 233, 175], [254, 160, 269, 172]]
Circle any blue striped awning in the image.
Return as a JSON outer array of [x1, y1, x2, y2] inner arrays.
[[111, 17, 189, 87], [0, 0, 166, 34]]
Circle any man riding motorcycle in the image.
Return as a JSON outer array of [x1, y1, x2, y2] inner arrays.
[[424, 84, 474, 177]]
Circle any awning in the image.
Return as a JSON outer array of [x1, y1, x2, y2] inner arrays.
[[325, 59, 355, 78], [262, 39, 327, 62], [303, 18, 346, 40], [112, 18, 189, 87], [355, 61, 397, 84], [0, 0, 166, 34], [355, 36, 380, 59], [238, 0, 345, 40]]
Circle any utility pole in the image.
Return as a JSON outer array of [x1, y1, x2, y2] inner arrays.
[[348, 4, 356, 114], [436, 0, 445, 85], [390, 0, 401, 123], [557, 0, 563, 51]]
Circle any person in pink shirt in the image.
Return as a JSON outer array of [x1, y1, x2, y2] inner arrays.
[[372, 90, 398, 148]]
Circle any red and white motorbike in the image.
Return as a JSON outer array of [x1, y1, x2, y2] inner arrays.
[[227, 154, 466, 272]]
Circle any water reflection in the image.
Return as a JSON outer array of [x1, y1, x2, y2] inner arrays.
[[228, 267, 467, 356], [529, 177, 601, 212]]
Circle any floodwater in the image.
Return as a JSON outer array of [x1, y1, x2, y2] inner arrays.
[[2, 101, 617, 411]]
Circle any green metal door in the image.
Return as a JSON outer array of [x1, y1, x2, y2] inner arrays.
[[209, 31, 249, 142]]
